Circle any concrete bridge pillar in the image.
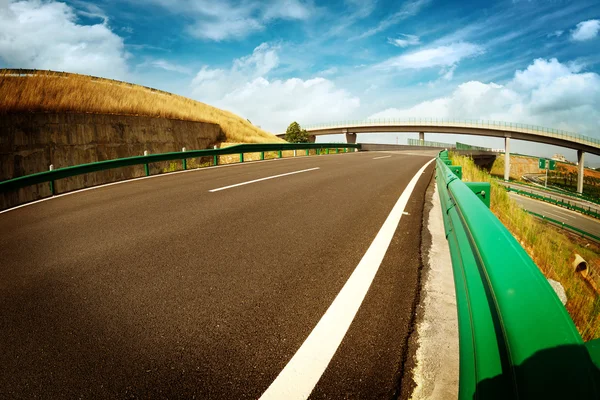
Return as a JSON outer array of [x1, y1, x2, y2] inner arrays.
[[504, 137, 511, 181], [577, 150, 585, 194], [345, 132, 357, 144], [419, 132, 424, 143]]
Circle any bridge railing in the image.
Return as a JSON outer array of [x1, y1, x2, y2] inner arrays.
[[303, 119, 600, 148], [0, 143, 359, 196], [436, 150, 599, 399]]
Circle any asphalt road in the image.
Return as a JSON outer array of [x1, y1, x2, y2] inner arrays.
[[0, 151, 435, 399], [509, 192, 600, 238], [501, 180, 600, 214]]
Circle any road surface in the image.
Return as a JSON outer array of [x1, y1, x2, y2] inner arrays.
[[509, 192, 600, 238], [501, 180, 600, 215], [0, 151, 435, 399]]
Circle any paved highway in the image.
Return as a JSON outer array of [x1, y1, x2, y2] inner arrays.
[[0, 151, 435, 399], [509, 193, 600, 238], [502, 180, 600, 214]]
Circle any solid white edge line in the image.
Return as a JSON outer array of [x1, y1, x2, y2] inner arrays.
[[1, 152, 362, 215], [209, 167, 320, 192], [259, 158, 435, 400], [373, 155, 392, 160]]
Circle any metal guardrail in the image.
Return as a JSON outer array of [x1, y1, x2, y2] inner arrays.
[[0, 143, 359, 195], [506, 187, 600, 219], [455, 141, 491, 151], [406, 138, 455, 148], [436, 150, 599, 399], [303, 119, 600, 148]]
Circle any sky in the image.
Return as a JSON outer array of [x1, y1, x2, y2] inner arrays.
[[1, 0, 599, 166]]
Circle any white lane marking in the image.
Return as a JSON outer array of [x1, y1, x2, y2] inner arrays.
[[543, 212, 570, 221], [373, 155, 392, 160], [259, 158, 435, 400], [208, 167, 320, 192]]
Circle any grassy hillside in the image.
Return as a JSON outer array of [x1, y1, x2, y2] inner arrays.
[[0, 69, 284, 144]]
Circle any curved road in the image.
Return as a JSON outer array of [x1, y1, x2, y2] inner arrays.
[[0, 152, 435, 399], [509, 193, 600, 238]]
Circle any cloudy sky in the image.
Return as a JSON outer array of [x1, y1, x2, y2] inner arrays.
[[1, 0, 599, 165]]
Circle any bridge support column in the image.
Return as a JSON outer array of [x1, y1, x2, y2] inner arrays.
[[419, 131, 424, 143], [577, 150, 585, 194], [504, 137, 510, 181], [345, 132, 357, 144]]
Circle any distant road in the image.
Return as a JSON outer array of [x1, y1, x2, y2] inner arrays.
[[0, 151, 435, 399], [509, 193, 600, 238], [500, 180, 600, 215]]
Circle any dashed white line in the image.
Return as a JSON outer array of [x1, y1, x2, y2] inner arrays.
[[259, 158, 435, 400], [208, 167, 320, 192], [373, 155, 392, 160], [543, 212, 571, 221]]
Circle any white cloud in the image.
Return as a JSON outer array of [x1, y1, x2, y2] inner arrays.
[[352, 0, 430, 40], [376, 42, 484, 70], [145, 59, 192, 75], [388, 34, 420, 48], [190, 43, 359, 132], [547, 30, 563, 38], [319, 67, 338, 76], [144, 0, 312, 41], [0, 0, 128, 79], [369, 58, 600, 138], [571, 19, 600, 41]]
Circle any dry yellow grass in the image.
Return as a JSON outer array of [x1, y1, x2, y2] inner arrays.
[[0, 69, 284, 144], [450, 153, 600, 340]]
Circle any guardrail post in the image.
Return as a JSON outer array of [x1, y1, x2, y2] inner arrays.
[[335, 148, 339, 154], [143, 150, 150, 176], [181, 147, 187, 170], [294, 149, 297, 157], [278, 150, 282, 158], [212, 145, 219, 166], [306, 149, 309, 156], [240, 153, 244, 163], [49, 164, 55, 195], [326, 148, 330, 155], [260, 151, 264, 160]]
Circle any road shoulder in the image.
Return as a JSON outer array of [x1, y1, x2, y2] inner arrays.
[[404, 180, 459, 400]]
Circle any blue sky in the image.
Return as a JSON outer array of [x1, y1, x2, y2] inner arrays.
[[1, 0, 599, 165]]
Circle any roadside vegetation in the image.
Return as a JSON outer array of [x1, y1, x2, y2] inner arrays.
[[450, 153, 600, 340], [284, 121, 311, 143], [0, 69, 284, 144]]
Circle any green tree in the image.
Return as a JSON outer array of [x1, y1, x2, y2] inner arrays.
[[284, 121, 310, 143]]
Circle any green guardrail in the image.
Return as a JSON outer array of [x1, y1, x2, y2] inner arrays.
[[0, 143, 360, 195], [436, 150, 599, 399], [526, 211, 600, 242], [407, 138, 455, 148], [455, 141, 492, 151], [506, 187, 600, 219]]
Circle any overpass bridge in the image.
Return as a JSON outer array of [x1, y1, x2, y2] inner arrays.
[[276, 118, 600, 193]]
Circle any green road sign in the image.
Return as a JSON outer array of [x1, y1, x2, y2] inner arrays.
[[538, 158, 556, 170]]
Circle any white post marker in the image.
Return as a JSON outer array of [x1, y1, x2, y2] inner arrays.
[[259, 158, 435, 400]]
